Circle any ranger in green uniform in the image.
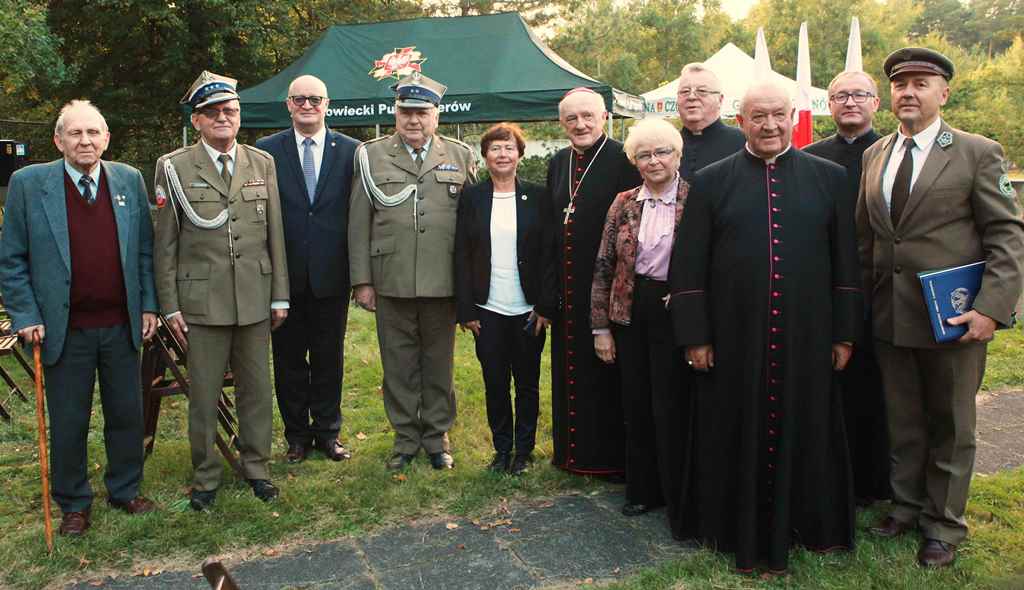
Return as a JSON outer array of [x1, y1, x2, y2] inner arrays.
[[153, 71, 289, 510], [349, 73, 477, 471]]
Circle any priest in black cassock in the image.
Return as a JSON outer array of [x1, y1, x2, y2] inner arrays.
[[676, 63, 746, 182], [804, 70, 890, 505], [546, 88, 641, 475], [669, 82, 862, 573]]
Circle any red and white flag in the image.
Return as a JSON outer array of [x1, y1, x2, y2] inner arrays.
[[793, 22, 813, 148]]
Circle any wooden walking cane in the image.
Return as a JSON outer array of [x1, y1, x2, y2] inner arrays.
[[32, 335, 54, 553]]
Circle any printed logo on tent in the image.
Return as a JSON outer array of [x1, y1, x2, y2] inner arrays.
[[370, 47, 426, 80]]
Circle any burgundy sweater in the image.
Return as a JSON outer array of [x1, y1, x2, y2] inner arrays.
[[64, 170, 129, 329]]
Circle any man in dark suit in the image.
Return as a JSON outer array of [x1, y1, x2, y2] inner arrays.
[[256, 75, 359, 464], [0, 100, 159, 535], [858, 47, 1024, 567]]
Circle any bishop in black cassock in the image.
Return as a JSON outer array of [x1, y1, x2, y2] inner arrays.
[[669, 83, 862, 572], [547, 127, 640, 475], [806, 127, 891, 503]]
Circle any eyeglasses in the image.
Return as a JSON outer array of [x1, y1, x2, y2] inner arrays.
[[198, 106, 240, 119], [829, 91, 875, 104], [635, 147, 676, 164], [677, 87, 720, 98], [289, 95, 325, 107]]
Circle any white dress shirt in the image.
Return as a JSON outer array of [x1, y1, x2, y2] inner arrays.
[[402, 136, 432, 161], [882, 117, 942, 211], [294, 126, 327, 179]]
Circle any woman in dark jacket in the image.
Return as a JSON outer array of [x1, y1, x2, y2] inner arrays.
[[455, 123, 557, 475], [591, 118, 692, 535]]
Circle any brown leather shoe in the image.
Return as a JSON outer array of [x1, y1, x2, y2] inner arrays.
[[108, 496, 156, 514], [918, 539, 956, 567], [870, 516, 914, 538], [317, 439, 352, 462], [59, 510, 91, 536], [286, 442, 309, 464]]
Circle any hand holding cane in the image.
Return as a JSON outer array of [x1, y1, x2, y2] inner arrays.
[[31, 331, 54, 553]]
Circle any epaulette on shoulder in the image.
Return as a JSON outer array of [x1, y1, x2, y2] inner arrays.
[[438, 134, 474, 153], [359, 135, 391, 148], [240, 143, 273, 161], [161, 145, 191, 161]]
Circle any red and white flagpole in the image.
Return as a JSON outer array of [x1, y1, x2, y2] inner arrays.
[[793, 22, 813, 148]]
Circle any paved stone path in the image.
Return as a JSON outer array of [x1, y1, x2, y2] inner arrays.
[[65, 389, 1024, 590]]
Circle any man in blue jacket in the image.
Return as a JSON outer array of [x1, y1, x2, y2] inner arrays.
[[0, 100, 159, 536], [255, 75, 359, 464]]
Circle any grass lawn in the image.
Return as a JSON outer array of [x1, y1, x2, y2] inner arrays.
[[0, 310, 1022, 589]]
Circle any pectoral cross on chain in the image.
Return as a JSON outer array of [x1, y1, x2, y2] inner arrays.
[[562, 204, 575, 225]]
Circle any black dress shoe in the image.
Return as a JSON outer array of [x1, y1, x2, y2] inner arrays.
[[190, 489, 217, 512], [509, 453, 532, 476], [488, 452, 511, 473], [286, 442, 309, 464], [621, 503, 649, 516], [386, 453, 415, 471], [317, 439, 352, 462], [248, 479, 279, 502], [869, 516, 914, 538], [918, 539, 956, 567], [429, 451, 455, 470]]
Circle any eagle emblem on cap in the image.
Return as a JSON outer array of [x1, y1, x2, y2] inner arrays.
[[370, 47, 426, 80]]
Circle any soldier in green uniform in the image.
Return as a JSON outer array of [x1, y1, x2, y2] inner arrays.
[[153, 71, 289, 510], [349, 73, 477, 471]]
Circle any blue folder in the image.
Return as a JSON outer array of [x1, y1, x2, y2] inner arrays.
[[917, 261, 985, 343]]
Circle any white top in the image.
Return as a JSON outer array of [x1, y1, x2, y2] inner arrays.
[[294, 126, 327, 179], [479, 191, 532, 316], [202, 140, 238, 176], [883, 117, 942, 211]]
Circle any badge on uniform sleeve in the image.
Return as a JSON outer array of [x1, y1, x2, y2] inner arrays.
[[999, 174, 1016, 198], [155, 185, 168, 209], [937, 131, 953, 148]]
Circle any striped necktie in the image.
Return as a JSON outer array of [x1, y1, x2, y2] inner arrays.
[[302, 137, 317, 204], [78, 176, 95, 205]]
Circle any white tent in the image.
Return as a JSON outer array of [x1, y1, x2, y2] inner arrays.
[[641, 43, 831, 119]]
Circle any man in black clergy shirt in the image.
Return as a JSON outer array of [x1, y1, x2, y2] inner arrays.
[[804, 70, 890, 505], [669, 82, 862, 573], [676, 63, 746, 182], [546, 88, 640, 475]]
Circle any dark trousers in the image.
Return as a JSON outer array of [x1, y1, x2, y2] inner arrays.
[[874, 339, 986, 545], [473, 307, 546, 456], [612, 278, 690, 508], [43, 324, 144, 513], [271, 285, 348, 447]]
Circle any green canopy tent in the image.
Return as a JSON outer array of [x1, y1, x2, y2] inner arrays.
[[236, 12, 644, 129]]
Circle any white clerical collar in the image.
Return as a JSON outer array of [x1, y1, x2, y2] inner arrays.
[[897, 117, 942, 151], [745, 143, 792, 164], [840, 128, 874, 144], [403, 136, 432, 159], [294, 126, 327, 150], [202, 139, 237, 165], [64, 159, 101, 187]]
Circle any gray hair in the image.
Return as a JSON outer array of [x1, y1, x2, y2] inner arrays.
[[623, 119, 683, 164], [679, 62, 718, 81], [55, 100, 108, 135], [558, 90, 606, 117], [827, 71, 878, 96], [738, 82, 793, 116]]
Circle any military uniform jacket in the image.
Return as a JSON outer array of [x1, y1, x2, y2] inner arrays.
[[349, 133, 477, 298], [857, 121, 1024, 348], [154, 142, 289, 326]]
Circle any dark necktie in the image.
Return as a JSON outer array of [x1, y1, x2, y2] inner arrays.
[[218, 153, 233, 188], [78, 176, 95, 205], [890, 137, 916, 226], [413, 147, 424, 170]]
